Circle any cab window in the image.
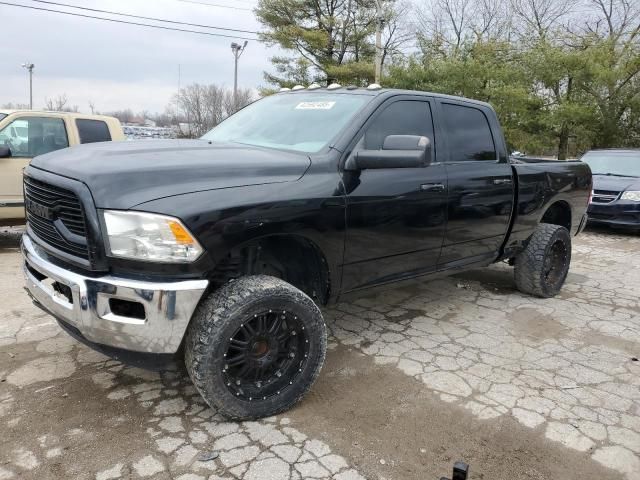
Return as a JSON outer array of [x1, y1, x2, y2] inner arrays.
[[76, 119, 112, 144], [0, 117, 69, 157], [360, 100, 434, 151], [442, 103, 496, 161]]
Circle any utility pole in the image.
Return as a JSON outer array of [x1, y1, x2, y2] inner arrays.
[[21, 63, 34, 109], [374, 0, 383, 85], [230, 41, 248, 110]]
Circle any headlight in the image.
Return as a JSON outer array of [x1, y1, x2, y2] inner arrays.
[[102, 210, 203, 263], [621, 191, 640, 202]]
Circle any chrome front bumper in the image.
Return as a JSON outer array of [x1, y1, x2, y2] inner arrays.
[[22, 234, 208, 354]]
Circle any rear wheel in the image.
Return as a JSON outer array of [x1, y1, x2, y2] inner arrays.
[[514, 223, 571, 298], [184, 275, 326, 420]]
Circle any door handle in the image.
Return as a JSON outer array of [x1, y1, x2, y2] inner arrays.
[[493, 178, 512, 185], [420, 183, 445, 192]]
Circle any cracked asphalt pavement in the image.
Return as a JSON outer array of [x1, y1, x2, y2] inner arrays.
[[1, 225, 639, 480]]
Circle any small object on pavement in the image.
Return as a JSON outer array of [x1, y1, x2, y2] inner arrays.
[[440, 461, 469, 480], [197, 450, 219, 462]]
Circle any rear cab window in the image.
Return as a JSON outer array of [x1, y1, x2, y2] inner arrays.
[[441, 103, 497, 162], [76, 119, 112, 144]]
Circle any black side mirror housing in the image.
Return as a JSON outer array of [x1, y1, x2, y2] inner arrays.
[[0, 145, 11, 158], [346, 135, 431, 170]]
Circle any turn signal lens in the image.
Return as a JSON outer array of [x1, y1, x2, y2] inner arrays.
[[169, 220, 195, 244]]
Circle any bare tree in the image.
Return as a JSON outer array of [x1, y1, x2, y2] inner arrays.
[[44, 94, 79, 112], [45, 94, 67, 111], [510, 0, 576, 40], [173, 84, 257, 137], [223, 88, 255, 117], [418, 0, 473, 53], [381, 1, 417, 68], [1, 102, 30, 109], [470, 0, 513, 41], [88, 100, 96, 114]]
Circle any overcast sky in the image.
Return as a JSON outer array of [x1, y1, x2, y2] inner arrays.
[[0, 0, 274, 113]]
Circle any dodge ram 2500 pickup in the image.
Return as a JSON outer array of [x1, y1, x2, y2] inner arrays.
[[21, 87, 591, 420]]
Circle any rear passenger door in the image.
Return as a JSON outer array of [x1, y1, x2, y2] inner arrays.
[[437, 100, 514, 267]]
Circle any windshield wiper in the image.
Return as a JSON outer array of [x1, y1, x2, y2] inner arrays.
[[592, 172, 640, 178]]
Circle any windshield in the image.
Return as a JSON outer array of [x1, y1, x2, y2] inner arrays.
[[202, 93, 370, 153], [0, 114, 6, 122], [581, 150, 640, 177]]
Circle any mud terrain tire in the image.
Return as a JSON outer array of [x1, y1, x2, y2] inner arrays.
[[514, 223, 571, 298], [185, 275, 326, 420]]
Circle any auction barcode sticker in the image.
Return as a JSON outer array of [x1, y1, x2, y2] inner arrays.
[[295, 101, 336, 110]]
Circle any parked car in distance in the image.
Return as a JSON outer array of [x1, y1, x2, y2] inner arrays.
[[581, 149, 640, 231], [0, 110, 125, 223], [21, 87, 591, 420]]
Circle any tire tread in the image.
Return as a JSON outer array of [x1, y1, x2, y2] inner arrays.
[[514, 223, 571, 298], [185, 275, 326, 420]]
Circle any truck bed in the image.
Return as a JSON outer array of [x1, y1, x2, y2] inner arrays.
[[501, 159, 591, 259]]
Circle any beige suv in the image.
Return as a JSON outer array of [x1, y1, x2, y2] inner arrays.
[[0, 111, 124, 223]]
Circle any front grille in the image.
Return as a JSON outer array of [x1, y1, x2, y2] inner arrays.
[[24, 176, 89, 259], [591, 189, 620, 204]]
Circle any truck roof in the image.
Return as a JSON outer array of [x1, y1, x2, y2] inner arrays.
[[0, 109, 120, 122], [277, 86, 494, 110]]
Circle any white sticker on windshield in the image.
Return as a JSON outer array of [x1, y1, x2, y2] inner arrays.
[[295, 101, 336, 110]]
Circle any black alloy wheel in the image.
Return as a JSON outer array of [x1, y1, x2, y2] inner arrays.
[[222, 309, 309, 401], [543, 239, 569, 288]]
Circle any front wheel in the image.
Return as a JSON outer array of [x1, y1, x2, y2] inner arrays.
[[514, 223, 572, 298], [184, 275, 326, 420]]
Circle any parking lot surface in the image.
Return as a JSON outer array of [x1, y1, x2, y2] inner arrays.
[[1, 226, 639, 480]]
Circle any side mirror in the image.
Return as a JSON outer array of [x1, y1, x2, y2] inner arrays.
[[346, 135, 431, 170], [0, 145, 11, 158]]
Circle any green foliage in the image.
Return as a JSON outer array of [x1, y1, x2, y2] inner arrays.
[[255, 0, 388, 87], [388, 30, 640, 156], [257, 0, 640, 155]]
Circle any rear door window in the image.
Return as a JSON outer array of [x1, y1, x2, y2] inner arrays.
[[76, 119, 112, 144], [442, 103, 496, 161]]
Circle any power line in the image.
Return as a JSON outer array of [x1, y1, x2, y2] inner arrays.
[[225, 0, 257, 4], [0, 1, 259, 40], [176, 0, 253, 11], [30, 0, 260, 35]]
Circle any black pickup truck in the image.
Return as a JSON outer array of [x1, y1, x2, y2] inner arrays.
[[21, 87, 591, 420]]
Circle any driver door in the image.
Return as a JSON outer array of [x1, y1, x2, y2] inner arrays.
[[0, 115, 69, 219], [341, 97, 448, 292]]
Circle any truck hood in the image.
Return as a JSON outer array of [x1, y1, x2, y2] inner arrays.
[[30, 139, 311, 209], [592, 174, 640, 192]]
